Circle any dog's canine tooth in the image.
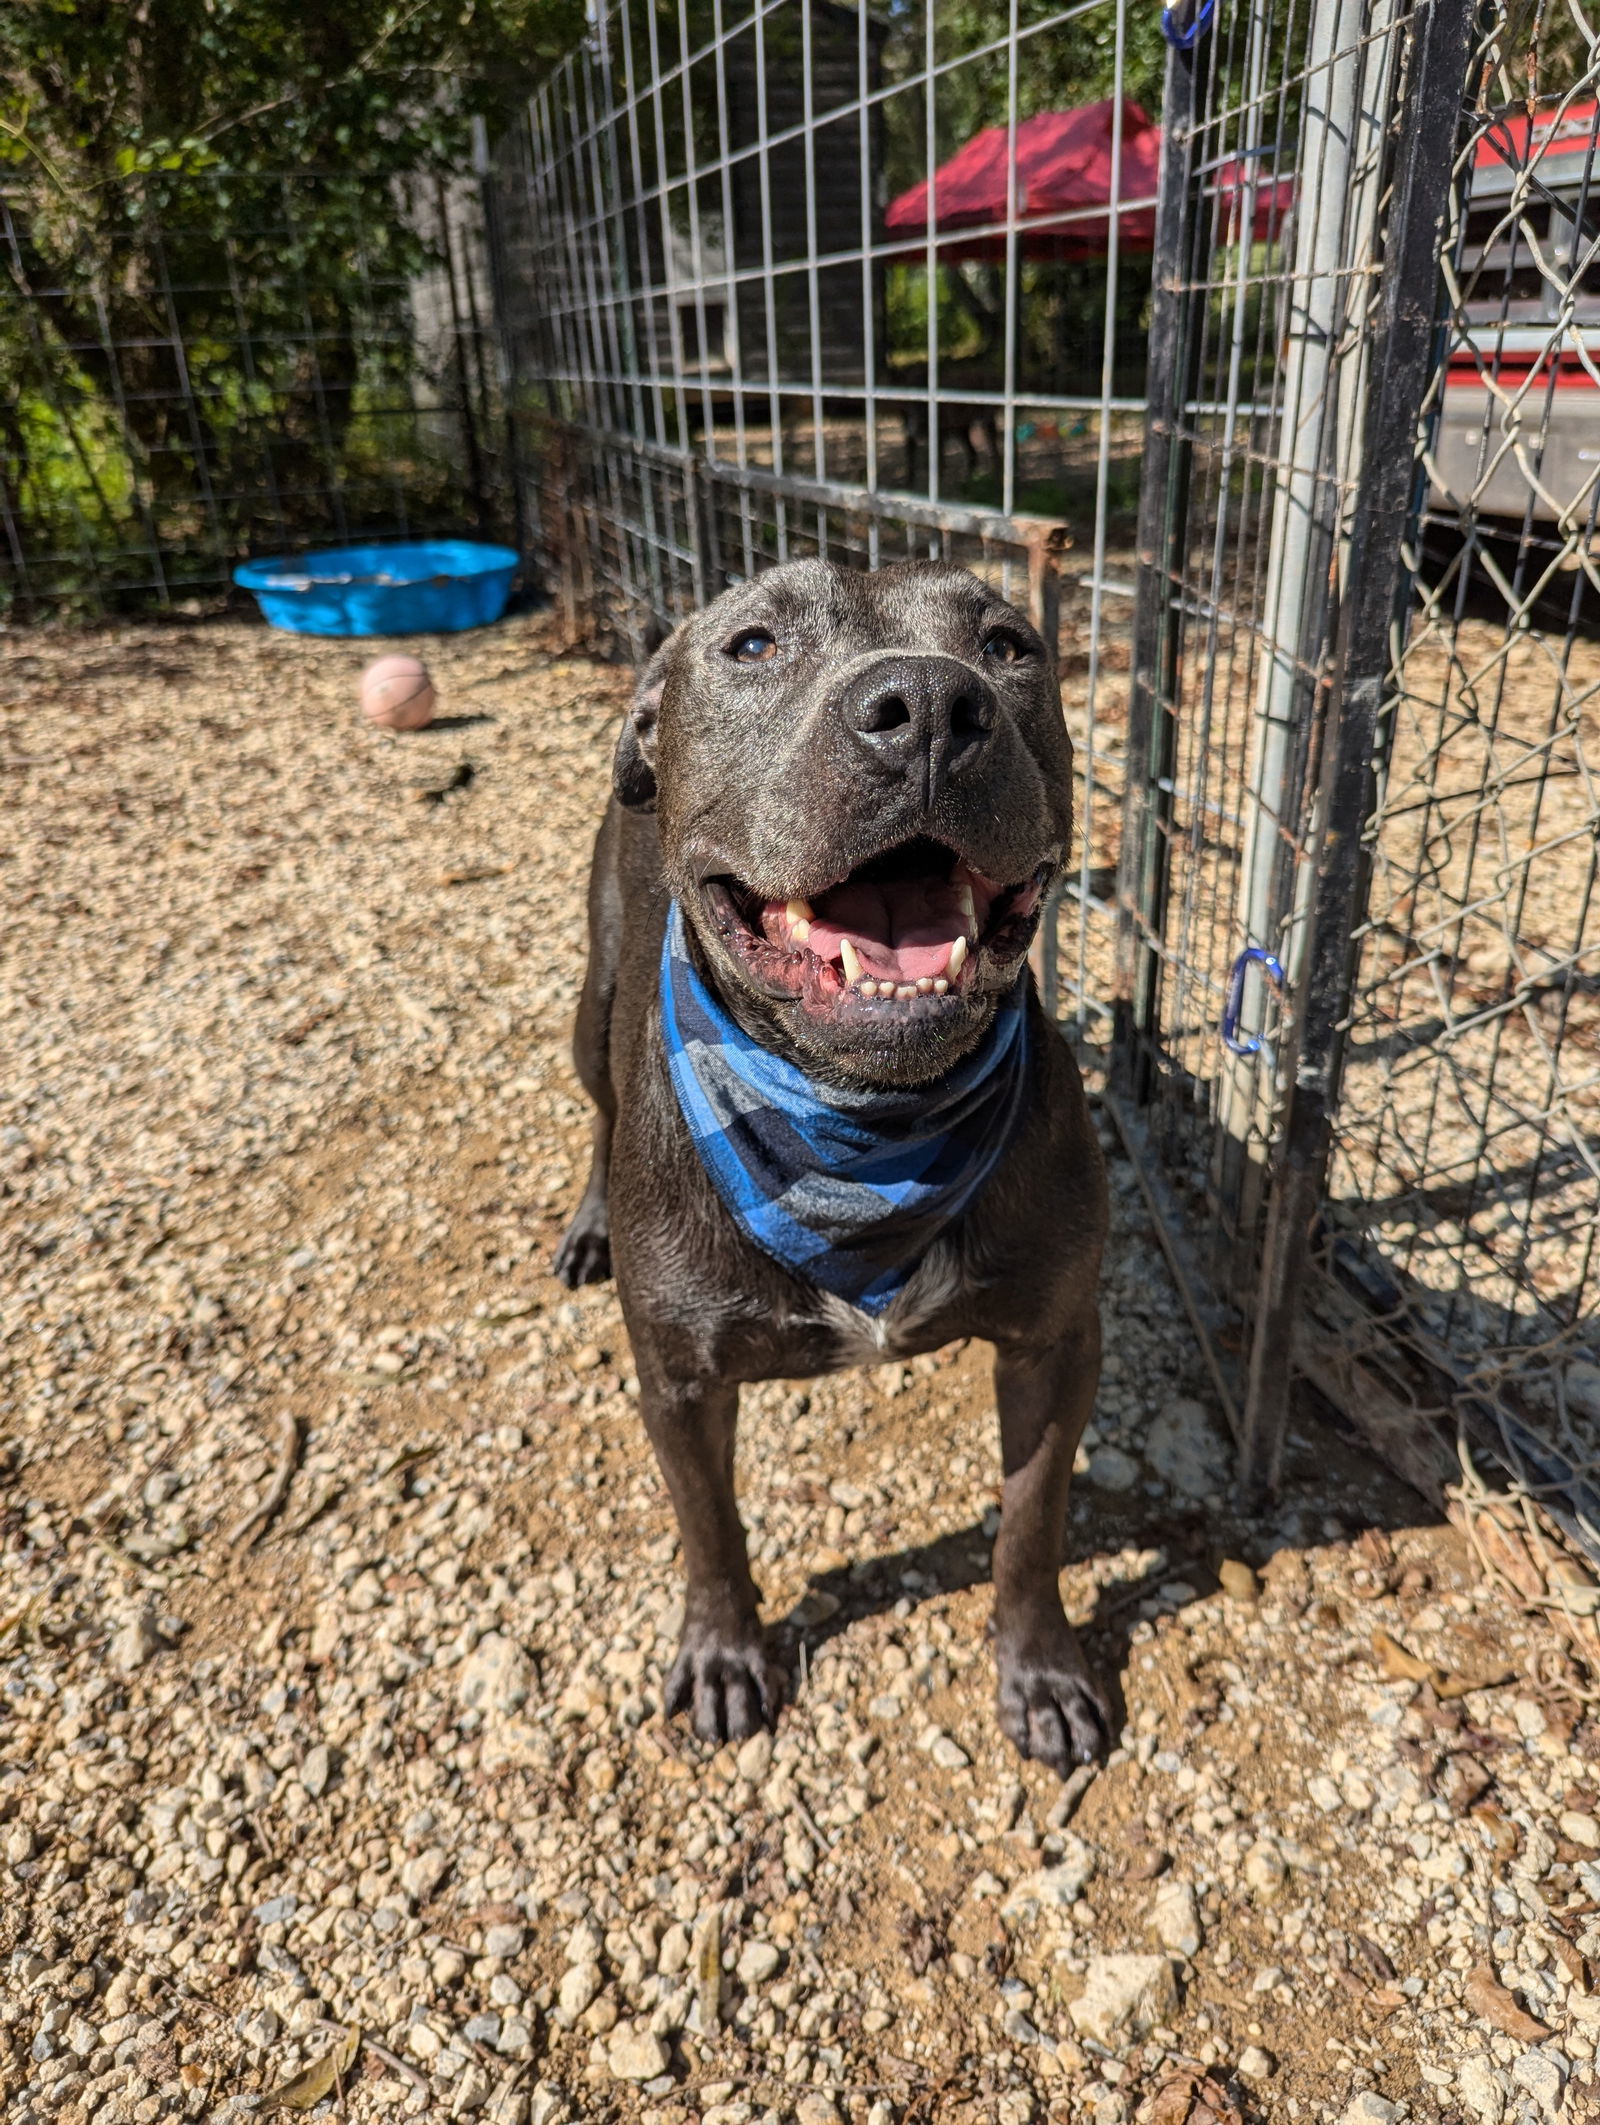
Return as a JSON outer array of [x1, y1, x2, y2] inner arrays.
[[948, 934, 968, 977], [956, 881, 977, 936], [933, 976, 949, 994], [916, 976, 934, 994], [787, 897, 814, 929], [839, 937, 863, 983], [792, 918, 811, 943]]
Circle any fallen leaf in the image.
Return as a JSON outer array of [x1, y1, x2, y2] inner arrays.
[[1371, 1628, 1513, 1699], [262, 2025, 360, 2111], [1372, 1628, 1436, 1683], [1435, 1663, 1515, 1701], [1462, 1963, 1553, 2042], [1140, 2067, 1243, 2125]]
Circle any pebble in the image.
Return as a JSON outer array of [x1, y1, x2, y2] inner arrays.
[[108, 1610, 163, 1673], [1069, 1954, 1178, 2042], [1341, 2096, 1398, 2125], [736, 1941, 783, 1985], [1087, 1446, 1140, 1493], [300, 1743, 332, 1799], [1237, 2045, 1274, 2080], [606, 2026, 669, 2080], [1148, 1877, 1202, 1957]]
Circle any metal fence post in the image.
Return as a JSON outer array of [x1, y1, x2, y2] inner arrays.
[[1237, 0, 1478, 1503], [1114, 30, 1206, 1107]]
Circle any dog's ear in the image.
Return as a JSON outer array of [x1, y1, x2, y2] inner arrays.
[[613, 632, 678, 811]]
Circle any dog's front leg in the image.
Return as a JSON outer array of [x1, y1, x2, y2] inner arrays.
[[639, 1363, 776, 1744], [991, 1310, 1111, 1774]]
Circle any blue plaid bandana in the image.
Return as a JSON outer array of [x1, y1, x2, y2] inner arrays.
[[660, 901, 1031, 1314]]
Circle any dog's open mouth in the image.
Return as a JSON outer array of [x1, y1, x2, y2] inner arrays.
[[702, 837, 1050, 1011]]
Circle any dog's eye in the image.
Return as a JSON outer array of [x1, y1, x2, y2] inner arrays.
[[982, 629, 1031, 664], [727, 629, 778, 664]]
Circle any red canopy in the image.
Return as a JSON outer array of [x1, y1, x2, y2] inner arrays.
[[884, 98, 1291, 261]]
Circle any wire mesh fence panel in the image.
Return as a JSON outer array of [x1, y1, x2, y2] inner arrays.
[[1111, 0, 1431, 1424], [483, 0, 1168, 1059], [0, 172, 511, 621], [1308, 14, 1600, 1545], [1115, 0, 1600, 1539]]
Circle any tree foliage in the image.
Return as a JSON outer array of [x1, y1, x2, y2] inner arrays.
[[0, 0, 582, 610]]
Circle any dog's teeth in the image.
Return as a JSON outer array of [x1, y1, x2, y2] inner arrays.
[[858, 980, 877, 998], [956, 882, 977, 936], [787, 897, 814, 927], [879, 981, 897, 999], [933, 977, 949, 994], [839, 937, 862, 983], [791, 918, 810, 943], [916, 977, 934, 994], [895, 984, 915, 1001], [948, 934, 968, 977]]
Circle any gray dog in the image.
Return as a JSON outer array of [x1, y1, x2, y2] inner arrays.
[[555, 558, 1109, 1776]]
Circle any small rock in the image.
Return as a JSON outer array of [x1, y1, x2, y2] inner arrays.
[[1454, 2057, 1505, 2125], [527, 2086, 571, 2125], [1217, 1558, 1259, 1603], [920, 1728, 970, 1770], [1147, 1878, 1202, 1958], [736, 1940, 783, 1985], [1307, 1773, 1343, 1812], [606, 2026, 668, 2081], [1237, 2046, 1273, 2081], [1510, 2050, 1567, 2114], [557, 1962, 601, 2020], [1086, 1447, 1139, 1493], [1002, 1841, 1095, 1916], [1340, 2096, 1397, 2125], [1068, 1954, 1178, 2042], [484, 1924, 526, 1959], [494, 1424, 525, 1452], [301, 1743, 333, 1800], [1243, 1841, 1286, 1899], [401, 1847, 450, 1901], [5, 1822, 35, 1867], [457, 1632, 534, 1718], [1561, 1811, 1600, 1849], [795, 2101, 843, 2125], [735, 1730, 772, 1781], [1143, 1398, 1230, 1498], [109, 1610, 163, 1673]]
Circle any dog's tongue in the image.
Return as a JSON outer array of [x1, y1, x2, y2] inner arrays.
[[763, 871, 983, 982]]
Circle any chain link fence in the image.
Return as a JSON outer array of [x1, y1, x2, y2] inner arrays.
[[1, 170, 511, 621]]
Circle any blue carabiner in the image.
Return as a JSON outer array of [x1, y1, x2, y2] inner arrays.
[[1162, 0, 1216, 49], [1221, 946, 1286, 1056]]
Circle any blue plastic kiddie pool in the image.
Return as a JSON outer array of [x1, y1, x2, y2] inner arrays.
[[234, 540, 520, 637]]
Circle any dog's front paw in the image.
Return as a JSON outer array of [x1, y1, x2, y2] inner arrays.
[[996, 1625, 1110, 1776], [665, 1620, 777, 1745], [553, 1202, 611, 1287]]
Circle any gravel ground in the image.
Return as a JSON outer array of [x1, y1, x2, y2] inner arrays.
[[1, 613, 1596, 2125]]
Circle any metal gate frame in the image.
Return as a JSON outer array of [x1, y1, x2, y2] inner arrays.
[[1109, 0, 1600, 1529]]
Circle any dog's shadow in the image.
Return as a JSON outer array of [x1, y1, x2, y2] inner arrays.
[[765, 1518, 1192, 1735]]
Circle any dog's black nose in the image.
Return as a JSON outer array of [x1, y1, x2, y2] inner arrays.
[[833, 654, 996, 797]]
